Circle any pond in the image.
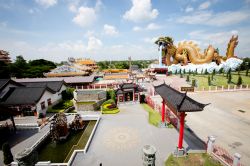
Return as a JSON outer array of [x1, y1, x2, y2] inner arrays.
[[37, 120, 96, 163]]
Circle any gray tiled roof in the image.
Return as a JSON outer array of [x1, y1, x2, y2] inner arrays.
[[1, 87, 53, 105], [0, 79, 9, 89], [14, 74, 96, 84], [20, 81, 63, 92], [154, 84, 208, 112]]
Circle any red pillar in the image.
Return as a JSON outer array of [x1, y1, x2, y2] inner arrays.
[[178, 112, 186, 149], [161, 99, 165, 122]]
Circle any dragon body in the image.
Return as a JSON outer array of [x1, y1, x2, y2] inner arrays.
[[156, 35, 238, 66]]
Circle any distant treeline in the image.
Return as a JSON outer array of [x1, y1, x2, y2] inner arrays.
[[97, 60, 155, 70], [0, 56, 56, 79]]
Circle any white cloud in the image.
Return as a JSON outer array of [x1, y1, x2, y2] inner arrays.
[[72, 6, 97, 28], [35, 0, 57, 8], [146, 23, 161, 30], [177, 10, 250, 26], [87, 36, 103, 51], [103, 24, 119, 36], [133, 23, 161, 31], [185, 6, 194, 13], [133, 26, 142, 31], [123, 0, 159, 22], [198, 1, 211, 10]]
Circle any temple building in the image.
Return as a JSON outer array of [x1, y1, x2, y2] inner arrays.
[[0, 50, 11, 64], [115, 83, 142, 104], [74, 58, 98, 71]]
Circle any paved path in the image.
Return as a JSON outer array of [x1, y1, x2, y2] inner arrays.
[[72, 104, 205, 166], [187, 91, 250, 165]]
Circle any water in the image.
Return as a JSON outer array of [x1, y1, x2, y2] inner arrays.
[[37, 120, 96, 163]]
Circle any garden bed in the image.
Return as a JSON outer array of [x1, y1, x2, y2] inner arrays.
[[47, 100, 73, 113]]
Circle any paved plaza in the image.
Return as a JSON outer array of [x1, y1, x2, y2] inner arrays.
[[72, 104, 205, 166], [187, 91, 250, 165]]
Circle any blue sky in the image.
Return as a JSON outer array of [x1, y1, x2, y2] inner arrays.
[[0, 0, 250, 62]]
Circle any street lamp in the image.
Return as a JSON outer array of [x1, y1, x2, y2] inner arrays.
[[246, 62, 249, 76]]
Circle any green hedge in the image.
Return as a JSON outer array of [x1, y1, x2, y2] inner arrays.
[[101, 99, 115, 106], [101, 104, 119, 114]]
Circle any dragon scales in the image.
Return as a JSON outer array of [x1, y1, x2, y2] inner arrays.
[[155, 35, 238, 66]]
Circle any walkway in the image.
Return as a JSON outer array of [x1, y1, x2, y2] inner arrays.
[[71, 104, 205, 166]]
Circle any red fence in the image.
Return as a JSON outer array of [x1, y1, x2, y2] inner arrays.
[[145, 96, 178, 128]]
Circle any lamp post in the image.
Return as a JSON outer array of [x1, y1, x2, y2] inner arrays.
[[246, 62, 249, 76]]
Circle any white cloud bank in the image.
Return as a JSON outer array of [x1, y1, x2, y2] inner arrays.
[[103, 24, 119, 36], [177, 10, 250, 26], [123, 0, 159, 22]]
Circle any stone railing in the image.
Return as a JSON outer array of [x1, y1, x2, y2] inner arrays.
[[207, 136, 244, 166], [195, 84, 249, 92]]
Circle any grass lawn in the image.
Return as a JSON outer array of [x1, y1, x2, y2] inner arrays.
[[165, 153, 222, 166], [47, 100, 73, 113], [141, 104, 161, 127], [183, 72, 250, 90]]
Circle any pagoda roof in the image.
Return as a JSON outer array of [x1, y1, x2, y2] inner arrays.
[[154, 84, 208, 112]]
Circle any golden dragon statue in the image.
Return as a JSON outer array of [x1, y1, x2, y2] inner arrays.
[[155, 35, 239, 66]]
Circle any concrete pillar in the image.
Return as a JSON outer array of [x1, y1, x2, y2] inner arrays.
[[222, 86, 224, 91], [247, 84, 249, 89], [215, 86, 217, 91], [228, 85, 230, 91], [207, 136, 216, 154], [240, 85, 242, 90], [233, 153, 241, 166], [209, 86, 211, 91], [234, 85, 236, 90]]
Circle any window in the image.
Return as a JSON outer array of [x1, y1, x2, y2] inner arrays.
[[47, 98, 52, 106], [41, 101, 45, 110]]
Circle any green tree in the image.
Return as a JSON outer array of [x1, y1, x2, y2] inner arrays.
[[191, 79, 196, 87], [204, 69, 208, 75], [183, 69, 186, 74], [186, 75, 190, 82], [0, 61, 10, 78], [208, 75, 211, 86], [188, 70, 191, 75], [228, 73, 232, 83], [212, 69, 216, 76], [2, 142, 13, 165], [201, 69, 204, 75], [237, 75, 242, 85], [246, 67, 249, 76], [219, 68, 223, 74]]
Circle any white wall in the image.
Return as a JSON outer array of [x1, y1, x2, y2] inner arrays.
[[35, 84, 67, 115], [36, 90, 54, 115]]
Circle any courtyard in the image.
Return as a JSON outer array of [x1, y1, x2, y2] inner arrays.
[[71, 104, 205, 166]]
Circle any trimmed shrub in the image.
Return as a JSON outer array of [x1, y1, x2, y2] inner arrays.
[[208, 76, 211, 86], [102, 99, 115, 106], [228, 73, 232, 83], [191, 79, 196, 87], [2, 142, 13, 165], [237, 75, 243, 85], [186, 75, 190, 82]]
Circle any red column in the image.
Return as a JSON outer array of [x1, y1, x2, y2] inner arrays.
[[162, 99, 165, 122], [178, 112, 186, 149]]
